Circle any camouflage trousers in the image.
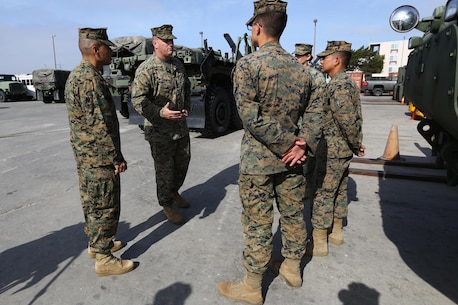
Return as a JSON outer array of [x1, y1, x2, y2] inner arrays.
[[148, 134, 190, 206], [239, 169, 306, 274], [77, 166, 120, 255], [311, 156, 352, 229]]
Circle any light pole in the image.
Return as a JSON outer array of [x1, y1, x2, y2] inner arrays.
[[52, 34, 57, 70], [199, 32, 203, 48], [313, 19, 317, 58]]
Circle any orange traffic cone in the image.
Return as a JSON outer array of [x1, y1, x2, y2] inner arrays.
[[400, 96, 405, 105], [380, 125, 400, 160]]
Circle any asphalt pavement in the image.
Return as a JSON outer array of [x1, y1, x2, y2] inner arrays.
[[0, 95, 457, 305]]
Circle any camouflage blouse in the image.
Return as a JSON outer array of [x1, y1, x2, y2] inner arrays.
[[65, 60, 124, 169], [233, 41, 312, 175], [322, 70, 363, 158]]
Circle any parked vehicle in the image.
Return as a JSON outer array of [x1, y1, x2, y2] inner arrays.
[[0, 74, 30, 102], [107, 33, 254, 136], [15, 73, 36, 100], [361, 76, 396, 96], [390, 2, 458, 185], [32, 69, 70, 103]]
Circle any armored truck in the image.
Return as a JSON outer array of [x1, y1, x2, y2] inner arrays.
[[0, 74, 29, 102], [32, 69, 71, 103], [108, 33, 253, 136], [390, 2, 458, 185]]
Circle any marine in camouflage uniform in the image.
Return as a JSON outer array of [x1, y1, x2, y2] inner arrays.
[[218, 2, 312, 304], [293, 43, 326, 198], [131, 24, 191, 225], [65, 27, 134, 276], [309, 41, 365, 256]]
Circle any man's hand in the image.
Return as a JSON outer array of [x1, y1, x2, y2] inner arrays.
[[115, 161, 127, 175], [354, 144, 366, 157], [282, 138, 307, 167], [161, 102, 187, 121]]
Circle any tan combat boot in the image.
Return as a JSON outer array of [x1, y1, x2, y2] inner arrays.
[[328, 218, 344, 245], [279, 258, 302, 288], [88, 240, 123, 259], [217, 272, 263, 305], [174, 193, 190, 208], [306, 228, 328, 256], [163, 205, 185, 225], [95, 254, 134, 277]]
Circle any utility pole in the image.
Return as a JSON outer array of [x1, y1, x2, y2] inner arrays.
[[313, 19, 317, 58], [199, 32, 203, 48], [52, 34, 57, 70]]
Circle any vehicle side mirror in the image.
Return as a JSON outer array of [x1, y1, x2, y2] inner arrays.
[[390, 5, 420, 33]]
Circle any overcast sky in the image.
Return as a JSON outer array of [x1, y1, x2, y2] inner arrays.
[[1, 0, 444, 74]]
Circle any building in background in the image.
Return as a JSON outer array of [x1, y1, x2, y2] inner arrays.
[[369, 39, 411, 78]]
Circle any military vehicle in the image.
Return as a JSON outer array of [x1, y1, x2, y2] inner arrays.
[[389, 2, 458, 185], [32, 69, 71, 103], [107, 33, 254, 136], [0, 74, 29, 102]]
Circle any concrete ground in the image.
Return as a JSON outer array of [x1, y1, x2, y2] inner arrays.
[[0, 95, 457, 305]]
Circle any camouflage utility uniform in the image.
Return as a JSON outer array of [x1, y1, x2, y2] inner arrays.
[[302, 66, 326, 197], [65, 60, 124, 254], [132, 54, 191, 206], [312, 70, 363, 229], [234, 41, 312, 274]]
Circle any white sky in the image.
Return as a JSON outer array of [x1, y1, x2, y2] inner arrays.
[[1, 0, 444, 74]]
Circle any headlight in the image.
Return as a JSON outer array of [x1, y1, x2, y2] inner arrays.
[[445, 0, 458, 21]]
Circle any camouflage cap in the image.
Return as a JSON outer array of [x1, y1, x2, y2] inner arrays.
[[246, 0, 288, 26], [293, 43, 313, 56], [78, 27, 114, 47], [151, 24, 177, 40], [317, 40, 352, 58]]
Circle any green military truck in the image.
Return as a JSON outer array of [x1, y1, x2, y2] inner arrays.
[[390, 2, 458, 185], [108, 33, 253, 136], [0, 74, 29, 102], [32, 69, 71, 103]]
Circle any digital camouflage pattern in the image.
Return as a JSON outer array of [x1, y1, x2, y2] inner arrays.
[[234, 40, 311, 273], [246, 0, 287, 25], [132, 53, 191, 206], [78, 27, 114, 47], [78, 166, 119, 254], [317, 40, 352, 58], [151, 24, 177, 40], [132, 54, 191, 141], [293, 43, 313, 56], [65, 59, 124, 254], [240, 170, 306, 274], [302, 66, 326, 197], [65, 60, 125, 169], [312, 70, 363, 229], [234, 41, 311, 175]]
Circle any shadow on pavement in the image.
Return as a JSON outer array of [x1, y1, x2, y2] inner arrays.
[[378, 171, 458, 303], [0, 223, 86, 302]]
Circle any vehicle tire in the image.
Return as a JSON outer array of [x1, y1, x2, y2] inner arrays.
[[0, 90, 6, 102], [36, 90, 43, 101], [446, 167, 458, 186], [205, 86, 231, 137], [373, 88, 383, 96], [43, 95, 53, 104], [229, 92, 243, 130]]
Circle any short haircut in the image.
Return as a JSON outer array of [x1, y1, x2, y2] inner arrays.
[[336, 51, 351, 67], [255, 12, 287, 38], [79, 38, 101, 55]]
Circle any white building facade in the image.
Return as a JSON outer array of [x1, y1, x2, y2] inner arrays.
[[369, 39, 411, 78]]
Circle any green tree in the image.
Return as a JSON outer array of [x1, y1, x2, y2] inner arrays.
[[348, 46, 384, 73]]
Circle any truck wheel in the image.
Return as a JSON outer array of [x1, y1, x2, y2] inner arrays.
[[0, 90, 6, 102], [229, 92, 243, 130], [373, 88, 383, 96], [205, 87, 231, 137]]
